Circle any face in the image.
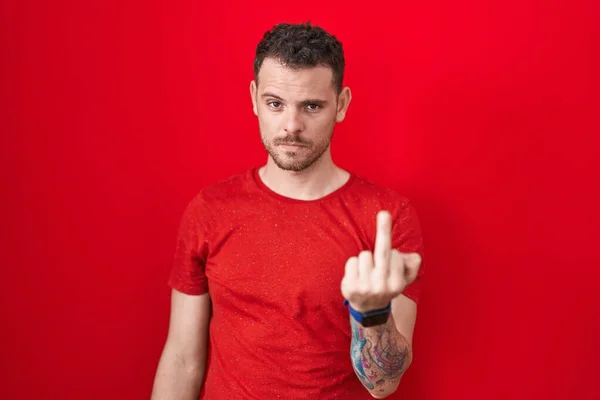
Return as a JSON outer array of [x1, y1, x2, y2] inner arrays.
[[250, 58, 351, 172]]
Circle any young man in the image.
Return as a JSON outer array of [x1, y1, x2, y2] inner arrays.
[[151, 22, 424, 400]]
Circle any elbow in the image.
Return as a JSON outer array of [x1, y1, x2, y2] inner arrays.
[[369, 386, 398, 399], [369, 361, 412, 398], [367, 378, 401, 399]]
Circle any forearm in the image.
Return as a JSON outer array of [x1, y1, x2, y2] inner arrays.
[[150, 352, 205, 400], [350, 313, 412, 398]]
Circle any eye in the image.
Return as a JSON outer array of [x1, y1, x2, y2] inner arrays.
[[306, 104, 320, 111], [268, 101, 282, 109]]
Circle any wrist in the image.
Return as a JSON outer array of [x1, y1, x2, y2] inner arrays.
[[346, 300, 390, 313], [344, 300, 391, 327]]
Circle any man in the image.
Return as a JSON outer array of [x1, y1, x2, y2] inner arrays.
[[151, 22, 424, 400]]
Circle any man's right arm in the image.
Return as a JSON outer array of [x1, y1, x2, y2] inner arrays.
[[151, 289, 211, 400]]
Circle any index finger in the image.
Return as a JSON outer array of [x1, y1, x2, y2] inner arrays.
[[374, 210, 392, 269]]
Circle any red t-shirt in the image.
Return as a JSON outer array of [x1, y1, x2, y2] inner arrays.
[[168, 167, 425, 400]]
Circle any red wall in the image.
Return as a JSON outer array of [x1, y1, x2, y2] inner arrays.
[[2, 1, 599, 399]]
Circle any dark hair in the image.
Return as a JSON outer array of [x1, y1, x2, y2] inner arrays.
[[253, 22, 345, 93]]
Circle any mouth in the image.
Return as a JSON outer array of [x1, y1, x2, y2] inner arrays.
[[279, 144, 307, 152], [278, 142, 307, 148]]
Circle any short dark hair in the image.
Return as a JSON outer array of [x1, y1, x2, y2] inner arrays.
[[253, 22, 345, 93]]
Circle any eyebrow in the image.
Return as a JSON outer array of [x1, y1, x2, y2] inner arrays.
[[261, 92, 328, 106]]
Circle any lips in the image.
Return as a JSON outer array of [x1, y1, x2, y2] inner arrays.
[[279, 141, 307, 147]]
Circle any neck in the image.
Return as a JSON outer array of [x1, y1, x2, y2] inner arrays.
[[259, 152, 349, 201]]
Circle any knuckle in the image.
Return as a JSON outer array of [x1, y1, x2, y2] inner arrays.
[[340, 276, 352, 287], [358, 250, 373, 260], [389, 282, 404, 294], [345, 257, 358, 269], [371, 281, 385, 294], [405, 262, 419, 276], [357, 282, 371, 295], [370, 270, 385, 284], [341, 281, 352, 296], [387, 275, 405, 293], [412, 263, 422, 274], [406, 252, 422, 267], [413, 253, 423, 264]]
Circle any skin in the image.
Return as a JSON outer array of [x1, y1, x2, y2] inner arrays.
[[150, 291, 210, 400], [249, 57, 352, 201], [342, 211, 422, 398]]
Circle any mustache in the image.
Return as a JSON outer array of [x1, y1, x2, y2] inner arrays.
[[273, 136, 311, 146]]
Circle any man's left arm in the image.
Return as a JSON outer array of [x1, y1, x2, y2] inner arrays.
[[341, 209, 422, 398], [349, 294, 417, 398]]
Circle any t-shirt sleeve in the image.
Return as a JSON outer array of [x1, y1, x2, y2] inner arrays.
[[391, 201, 425, 305], [167, 197, 210, 295]]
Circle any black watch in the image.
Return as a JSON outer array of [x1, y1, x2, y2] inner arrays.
[[344, 300, 391, 327]]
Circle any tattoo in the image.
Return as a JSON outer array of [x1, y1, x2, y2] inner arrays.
[[350, 317, 374, 389], [350, 316, 409, 390]]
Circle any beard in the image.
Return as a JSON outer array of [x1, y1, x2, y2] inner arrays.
[[261, 130, 333, 172]]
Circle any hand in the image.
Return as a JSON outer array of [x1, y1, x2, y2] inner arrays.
[[341, 210, 422, 313]]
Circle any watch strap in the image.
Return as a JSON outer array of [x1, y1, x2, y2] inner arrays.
[[344, 300, 391, 327]]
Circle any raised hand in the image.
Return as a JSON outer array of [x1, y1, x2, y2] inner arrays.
[[341, 210, 422, 313]]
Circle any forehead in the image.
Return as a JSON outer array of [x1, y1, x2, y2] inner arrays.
[[257, 58, 336, 98]]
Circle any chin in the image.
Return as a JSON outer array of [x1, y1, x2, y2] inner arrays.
[[273, 156, 313, 172], [276, 162, 310, 172]]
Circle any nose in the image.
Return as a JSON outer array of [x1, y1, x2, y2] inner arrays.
[[284, 109, 304, 134]]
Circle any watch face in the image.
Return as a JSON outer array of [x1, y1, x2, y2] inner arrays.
[[361, 312, 390, 327]]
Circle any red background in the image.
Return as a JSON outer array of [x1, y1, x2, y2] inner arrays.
[[1, 1, 599, 399]]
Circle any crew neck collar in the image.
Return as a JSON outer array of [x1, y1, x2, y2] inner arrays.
[[251, 166, 356, 204]]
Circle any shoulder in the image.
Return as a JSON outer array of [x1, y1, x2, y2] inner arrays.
[[342, 171, 424, 253], [345, 171, 414, 216], [191, 168, 254, 202], [183, 168, 256, 217]]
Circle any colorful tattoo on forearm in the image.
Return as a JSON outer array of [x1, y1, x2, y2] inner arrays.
[[350, 317, 409, 389]]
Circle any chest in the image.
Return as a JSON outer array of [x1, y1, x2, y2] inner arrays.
[[204, 206, 372, 311]]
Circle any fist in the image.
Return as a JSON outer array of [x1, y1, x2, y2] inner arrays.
[[341, 210, 422, 313]]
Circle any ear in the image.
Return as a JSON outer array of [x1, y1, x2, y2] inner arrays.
[[335, 86, 352, 123], [250, 80, 258, 116]]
